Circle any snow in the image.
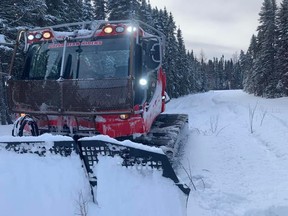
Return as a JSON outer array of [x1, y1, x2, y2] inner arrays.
[[80, 135, 164, 154], [0, 34, 6, 43], [93, 156, 186, 216], [1, 89, 288, 215], [0, 34, 13, 50], [0, 151, 91, 216], [166, 90, 288, 216]]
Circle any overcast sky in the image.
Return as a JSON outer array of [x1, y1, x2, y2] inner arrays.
[[149, 0, 272, 59]]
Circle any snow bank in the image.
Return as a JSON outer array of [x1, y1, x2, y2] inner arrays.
[[91, 156, 186, 216], [0, 151, 91, 216]]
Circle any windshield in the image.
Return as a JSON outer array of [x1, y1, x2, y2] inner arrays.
[[22, 37, 130, 80]]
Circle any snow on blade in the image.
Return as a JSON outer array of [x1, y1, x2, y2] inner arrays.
[[0, 151, 91, 216], [80, 135, 165, 154], [90, 156, 186, 216], [0, 133, 73, 143]]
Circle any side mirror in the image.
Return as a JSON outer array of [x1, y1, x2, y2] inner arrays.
[[150, 43, 160, 63], [143, 38, 162, 71]]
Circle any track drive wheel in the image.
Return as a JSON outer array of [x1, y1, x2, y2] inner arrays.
[[12, 115, 39, 137]]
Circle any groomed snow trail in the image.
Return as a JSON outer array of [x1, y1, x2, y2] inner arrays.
[[166, 90, 288, 216]]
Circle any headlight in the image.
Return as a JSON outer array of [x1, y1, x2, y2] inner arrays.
[[139, 78, 147, 86], [119, 114, 130, 120], [27, 34, 34, 41], [127, 26, 137, 33]]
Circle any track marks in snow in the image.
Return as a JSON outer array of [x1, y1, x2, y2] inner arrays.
[[244, 206, 288, 216], [270, 113, 288, 129], [167, 90, 288, 216]]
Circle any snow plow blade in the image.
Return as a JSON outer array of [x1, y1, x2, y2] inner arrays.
[[0, 137, 190, 199], [78, 138, 191, 196]]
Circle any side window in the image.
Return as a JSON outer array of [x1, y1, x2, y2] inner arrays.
[[22, 45, 38, 79], [146, 71, 157, 102]]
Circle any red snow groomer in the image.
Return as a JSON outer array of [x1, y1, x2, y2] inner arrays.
[[3, 20, 190, 199]]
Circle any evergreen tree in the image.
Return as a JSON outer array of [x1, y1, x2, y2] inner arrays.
[[160, 11, 179, 97], [92, 0, 106, 20], [242, 35, 258, 93], [63, 0, 83, 23], [139, 0, 153, 25], [231, 60, 243, 89], [253, 0, 277, 97], [186, 51, 197, 92], [206, 59, 216, 90], [275, 0, 288, 96], [14, 0, 48, 27], [175, 28, 189, 95], [107, 0, 140, 20], [82, 0, 94, 21], [199, 59, 207, 91], [224, 59, 233, 89], [217, 56, 225, 89], [46, 0, 67, 24]]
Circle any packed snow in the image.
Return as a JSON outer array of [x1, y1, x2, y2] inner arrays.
[[0, 34, 13, 50], [1, 90, 288, 216], [167, 90, 288, 216]]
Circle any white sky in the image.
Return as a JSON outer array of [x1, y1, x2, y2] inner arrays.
[[149, 0, 274, 59]]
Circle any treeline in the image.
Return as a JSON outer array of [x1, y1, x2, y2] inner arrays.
[[241, 0, 288, 98]]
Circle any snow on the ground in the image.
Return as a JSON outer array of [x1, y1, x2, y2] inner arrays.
[[166, 90, 288, 216], [1, 89, 288, 216]]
